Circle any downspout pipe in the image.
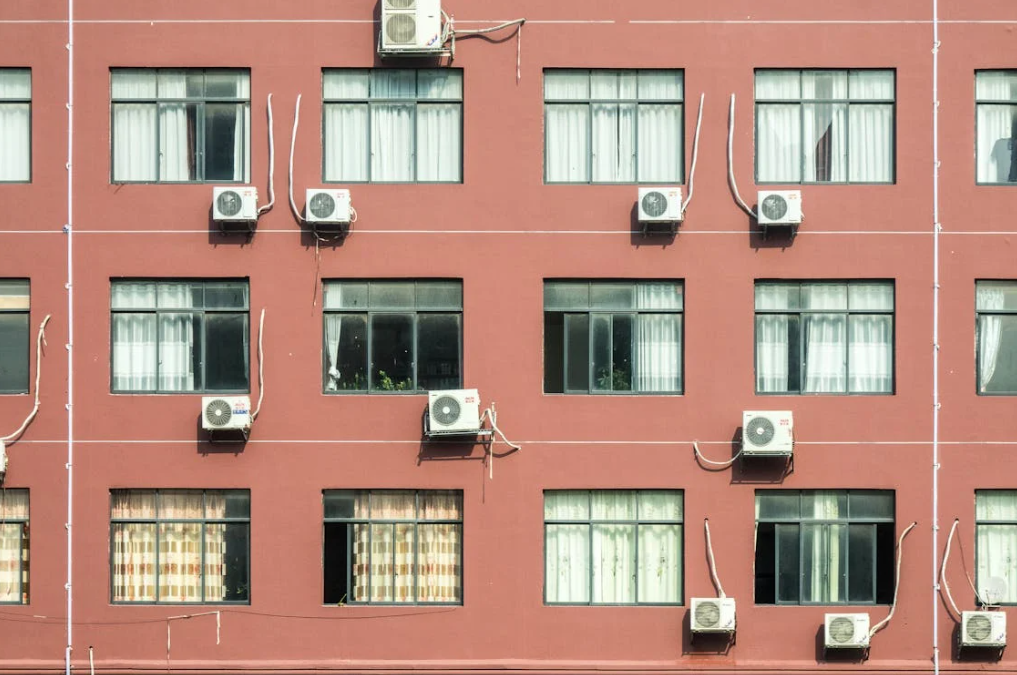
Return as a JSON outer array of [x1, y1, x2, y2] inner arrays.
[[64, 0, 75, 674], [931, 1, 941, 674]]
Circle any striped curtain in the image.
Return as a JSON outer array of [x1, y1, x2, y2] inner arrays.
[[0, 490, 28, 603]]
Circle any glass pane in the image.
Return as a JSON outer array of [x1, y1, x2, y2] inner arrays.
[[204, 103, 246, 182], [371, 491, 415, 519], [545, 524, 590, 602], [329, 314, 368, 391], [370, 282, 414, 309], [204, 71, 247, 98], [545, 491, 589, 520], [591, 314, 612, 392], [755, 283, 799, 310], [324, 491, 356, 519], [545, 104, 590, 182], [756, 492, 800, 520], [544, 282, 589, 310], [850, 71, 894, 100], [776, 524, 800, 603], [847, 524, 875, 602], [638, 104, 682, 183], [417, 314, 461, 390], [204, 313, 248, 391], [204, 282, 249, 309], [324, 282, 369, 309], [975, 104, 1017, 184], [419, 491, 462, 520], [0, 489, 28, 518], [219, 522, 250, 601], [157, 522, 203, 602], [156, 70, 189, 98], [0, 281, 29, 309], [393, 523, 415, 603], [111, 490, 157, 519], [849, 491, 894, 519], [369, 523, 394, 602], [159, 101, 198, 181], [979, 315, 1017, 393], [370, 70, 416, 98], [0, 69, 29, 99], [849, 282, 894, 310], [417, 103, 461, 182], [756, 71, 801, 100], [638, 524, 681, 603], [977, 491, 1017, 521], [544, 70, 589, 99], [802, 491, 847, 519], [111, 70, 156, 99], [323, 103, 369, 182], [415, 281, 462, 309], [591, 70, 636, 100], [112, 282, 156, 309], [638, 70, 682, 100], [802, 523, 846, 603], [591, 103, 635, 182], [611, 314, 633, 391], [370, 314, 413, 391], [0, 314, 29, 392], [803, 314, 847, 393], [848, 104, 893, 182], [591, 284, 634, 309], [161, 312, 200, 392], [157, 282, 200, 309], [976, 523, 1017, 603], [976, 71, 1017, 101], [977, 281, 1017, 311], [591, 491, 636, 520], [802, 71, 847, 100], [801, 283, 848, 310], [757, 103, 801, 182], [111, 522, 157, 601], [324, 70, 369, 99], [216, 491, 249, 518], [112, 313, 157, 392], [592, 524, 636, 603], [565, 314, 590, 391], [158, 491, 204, 519], [418, 70, 462, 99], [639, 491, 682, 521], [802, 103, 847, 182], [416, 523, 461, 602]]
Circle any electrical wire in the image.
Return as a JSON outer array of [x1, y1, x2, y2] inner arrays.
[[257, 94, 275, 215], [479, 404, 521, 479], [692, 440, 741, 469], [727, 94, 756, 219], [288, 94, 303, 223], [251, 309, 265, 422], [2, 315, 52, 445], [703, 518, 726, 598], [940, 519, 962, 619], [869, 520, 917, 637], [681, 93, 704, 214]]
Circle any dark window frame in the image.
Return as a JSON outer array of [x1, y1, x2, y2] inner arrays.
[[974, 70, 1017, 186], [110, 68, 251, 184], [975, 280, 1017, 395], [109, 489, 251, 605], [0, 488, 29, 605], [754, 68, 896, 185], [110, 279, 250, 394], [974, 490, 1017, 605], [0, 279, 31, 394], [0, 68, 31, 183]]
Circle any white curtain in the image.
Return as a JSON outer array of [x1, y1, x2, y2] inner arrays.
[[805, 492, 844, 603], [848, 71, 894, 182], [849, 283, 894, 393], [591, 492, 636, 603], [977, 284, 1006, 392], [755, 284, 794, 392], [545, 491, 591, 602], [112, 282, 157, 391], [637, 491, 682, 603], [112, 72, 158, 181], [0, 490, 28, 603], [371, 71, 416, 182], [802, 73, 847, 182], [0, 70, 30, 181], [417, 70, 461, 182], [323, 284, 343, 391], [638, 71, 682, 182], [634, 283, 682, 392], [757, 72, 801, 182], [976, 72, 1017, 184], [157, 72, 191, 181], [324, 71, 370, 181], [591, 71, 636, 182], [545, 71, 590, 182], [232, 75, 251, 183], [156, 284, 195, 392], [976, 492, 1017, 604], [803, 284, 847, 393]]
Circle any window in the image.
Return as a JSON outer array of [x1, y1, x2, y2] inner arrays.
[[0, 489, 29, 604], [975, 491, 1017, 604], [0, 69, 30, 182], [0, 281, 30, 394], [323, 490, 462, 604], [544, 490, 683, 605], [110, 489, 250, 604], [755, 69, 894, 183], [111, 68, 250, 183], [111, 280, 249, 393], [976, 71, 1017, 184], [755, 281, 893, 394], [976, 281, 1017, 394], [544, 281, 683, 394], [322, 69, 462, 183], [323, 280, 461, 393], [544, 69, 683, 183], [754, 490, 895, 605]]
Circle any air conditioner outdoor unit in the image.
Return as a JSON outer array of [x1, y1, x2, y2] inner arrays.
[[212, 186, 259, 224], [638, 187, 683, 223], [305, 188, 351, 234], [825, 613, 870, 649], [690, 597, 736, 634], [757, 190, 802, 226], [201, 396, 252, 433], [379, 0, 443, 54], [742, 410, 794, 456], [961, 610, 1007, 648], [426, 389, 481, 436]]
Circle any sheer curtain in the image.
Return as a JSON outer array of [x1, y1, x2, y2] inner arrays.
[[112, 72, 158, 182], [803, 284, 847, 393], [371, 71, 416, 182], [802, 73, 847, 182], [323, 285, 343, 391], [157, 72, 192, 181], [755, 284, 793, 392], [637, 491, 681, 603], [156, 284, 195, 392], [417, 70, 461, 182], [545, 71, 590, 182], [849, 283, 894, 393], [157, 492, 205, 602], [848, 71, 894, 182], [805, 492, 844, 603], [757, 72, 801, 182], [112, 283, 157, 391], [324, 71, 370, 182], [416, 491, 462, 603], [977, 284, 1005, 392], [634, 283, 682, 392], [545, 491, 591, 602], [591, 72, 636, 182], [0, 490, 28, 603], [111, 491, 157, 602], [591, 492, 636, 603], [637, 71, 682, 183], [976, 492, 1017, 604], [0, 70, 30, 181], [976, 72, 1017, 184]]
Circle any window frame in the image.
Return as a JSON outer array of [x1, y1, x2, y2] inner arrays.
[[321, 68, 464, 184], [753, 68, 896, 185], [543, 280, 685, 395], [543, 68, 685, 185], [753, 280, 896, 396], [754, 489, 895, 606], [0, 279, 31, 395], [974, 70, 1017, 186], [0, 488, 29, 605], [974, 490, 1017, 605], [109, 279, 250, 395], [109, 68, 251, 184], [322, 489, 464, 606], [322, 280, 463, 394], [0, 68, 31, 183], [543, 489, 684, 606], [108, 489, 251, 605], [975, 280, 1017, 395]]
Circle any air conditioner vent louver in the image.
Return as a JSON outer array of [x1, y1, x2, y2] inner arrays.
[[386, 14, 417, 43], [425, 389, 481, 436], [386, 0, 415, 8]]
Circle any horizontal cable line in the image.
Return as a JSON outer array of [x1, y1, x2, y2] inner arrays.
[[21, 438, 1016, 446], [57, 228, 933, 236], [630, 19, 1017, 25], [5, 17, 1017, 25], [0, 18, 614, 25]]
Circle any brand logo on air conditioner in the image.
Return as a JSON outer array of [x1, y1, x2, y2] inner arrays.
[[233, 402, 249, 415], [464, 395, 476, 404]]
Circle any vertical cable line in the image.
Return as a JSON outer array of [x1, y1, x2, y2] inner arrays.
[[931, 0, 941, 673], [64, 0, 74, 673]]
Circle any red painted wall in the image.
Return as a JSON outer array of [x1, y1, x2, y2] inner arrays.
[[1, 0, 1015, 673]]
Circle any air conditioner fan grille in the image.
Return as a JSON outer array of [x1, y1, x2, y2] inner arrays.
[[309, 192, 336, 219], [386, 0, 416, 8], [694, 601, 720, 628], [216, 190, 244, 217], [829, 617, 856, 644], [760, 194, 789, 221], [967, 614, 993, 642], [431, 395, 461, 426], [204, 399, 233, 428], [641, 191, 669, 218], [386, 14, 417, 44], [745, 416, 775, 447]]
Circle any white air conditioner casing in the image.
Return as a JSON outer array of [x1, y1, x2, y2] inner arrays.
[[757, 190, 802, 226], [690, 597, 736, 634], [825, 613, 870, 649], [213, 186, 259, 223], [379, 0, 443, 54], [426, 389, 481, 436], [305, 189, 351, 227], [962, 610, 1007, 648], [742, 410, 794, 456], [202, 396, 252, 433], [638, 187, 683, 223]]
